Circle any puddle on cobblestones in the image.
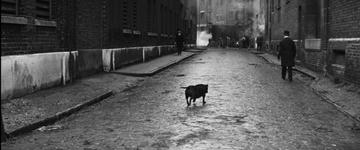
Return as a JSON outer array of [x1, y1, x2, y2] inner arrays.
[[351, 126, 360, 132], [213, 114, 248, 124], [315, 126, 333, 133], [121, 85, 140, 92], [176, 74, 186, 77], [318, 90, 329, 94], [170, 128, 211, 146], [248, 63, 260, 67], [161, 90, 173, 94], [151, 140, 169, 149], [37, 124, 68, 132]]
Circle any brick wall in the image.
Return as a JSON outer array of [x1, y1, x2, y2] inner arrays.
[[303, 50, 325, 72], [1, 0, 63, 56], [1, 24, 31, 55], [1, 23, 60, 55], [105, 0, 196, 48], [328, 0, 360, 38], [75, 0, 108, 49], [266, 0, 322, 71], [265, 0, 360, 77], [345, 44, 360, 84], [326, 0, 360, 80], [2, 0, 197, 55], [267, 0, 305, 42]]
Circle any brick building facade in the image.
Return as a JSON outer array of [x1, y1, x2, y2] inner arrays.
[[264, 0, 360, 84], [1, 0, 197, 100], [1, 0, 60, 55], [1, 0, 197, 55]]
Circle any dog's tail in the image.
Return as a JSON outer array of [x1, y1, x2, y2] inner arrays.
[[180, 87, 187, 89]]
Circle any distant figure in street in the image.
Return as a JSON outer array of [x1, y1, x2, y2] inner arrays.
[[175, 29, 184, 56], [244, 36, 250, 49], [217, 38, 223, 48], [241, 36, 246, 48], [256, 36, 263, 51], [278, 30, 296, 82]]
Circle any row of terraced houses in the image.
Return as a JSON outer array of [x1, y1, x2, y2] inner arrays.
[[1, 0, 197, 100]]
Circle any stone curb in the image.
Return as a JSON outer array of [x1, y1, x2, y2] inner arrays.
[[255, 53, 360, 123], [194, 46, 208, 50], [8, 90, 113, 137], [293, 68, 318, 80], [184, 49, 205, 53], [114, 53, 196, 77], [256, 54, 318, 80], [311, 87, 360, 123]]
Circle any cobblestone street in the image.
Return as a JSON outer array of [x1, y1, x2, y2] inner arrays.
[[2, 48, 360, 150]]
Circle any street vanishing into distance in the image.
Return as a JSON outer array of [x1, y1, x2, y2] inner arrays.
[[2, 48, 360, 150]]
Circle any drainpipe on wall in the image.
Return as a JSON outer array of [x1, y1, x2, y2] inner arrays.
[[268, 0, 272, 52], [68, 0, 77, 83], [322, 0, 329, 76], [67, 2, 73, 84]]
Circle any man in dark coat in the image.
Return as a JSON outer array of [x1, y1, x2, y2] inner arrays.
[[245, 36, 250, 49], [278, 30, 296, 81], [256, 36, 263, 51], [175, 29, 184, 56]]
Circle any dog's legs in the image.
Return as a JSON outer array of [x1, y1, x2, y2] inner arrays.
[[202, 96, 206, 104], [193, 98, 196, 103], [186, 95, 190, 106]]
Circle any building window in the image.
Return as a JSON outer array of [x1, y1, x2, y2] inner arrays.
[[152, 0, 156, 32], [132, 0, 137, 29], [35, 0, 52, 19], [122, 0, 129, 29], [147, 0, 151, 31], [1, 0, 52, 20], [147, 0, 156, 32], [1, 0, 19, 15], [166, 8, 169, 34], [161, 5, 166, 35]]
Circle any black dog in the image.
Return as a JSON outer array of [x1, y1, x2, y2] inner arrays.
[[181, 84, 208, 106]]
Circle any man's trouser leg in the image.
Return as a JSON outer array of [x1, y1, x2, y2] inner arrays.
[[288, 66, 293, 81], [282, 66, 287, 80], [177, 47, 181, 55]]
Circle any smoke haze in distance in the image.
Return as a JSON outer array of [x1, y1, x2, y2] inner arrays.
[[197, 31, 213, 46]]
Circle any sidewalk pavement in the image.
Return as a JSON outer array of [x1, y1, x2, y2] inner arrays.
[[254, 52, 360, 122], [184, 49, 206, 53], [112, 52, 195, 76], [1, 51, 198, 137], [256, 52, 318, 79]]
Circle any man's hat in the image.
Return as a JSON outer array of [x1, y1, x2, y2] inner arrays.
[[284, 30, 290, 36]]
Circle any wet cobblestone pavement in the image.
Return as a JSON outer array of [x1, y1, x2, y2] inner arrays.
[[2, 48, 360, 150]]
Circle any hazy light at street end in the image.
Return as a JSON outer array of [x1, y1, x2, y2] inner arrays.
[[197, 31, 213, 46]]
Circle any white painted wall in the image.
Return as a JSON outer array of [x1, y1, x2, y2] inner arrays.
[[1, 52, 71, 100], [102, 45, 177, 72], [102, 49, 114, 72], [305, 39, 321, 50], [1, 44, 190, 100]]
